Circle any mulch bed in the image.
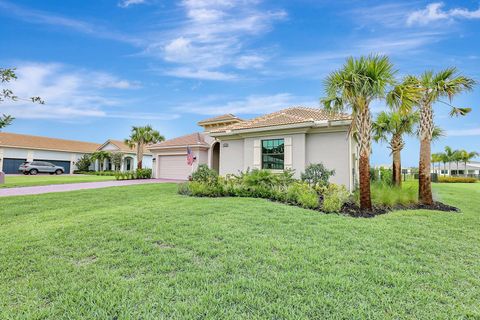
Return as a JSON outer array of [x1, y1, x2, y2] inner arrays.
[[340, 201, 460, 218]]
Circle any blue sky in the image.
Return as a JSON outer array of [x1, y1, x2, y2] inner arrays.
[[0, 0, 479, 166]]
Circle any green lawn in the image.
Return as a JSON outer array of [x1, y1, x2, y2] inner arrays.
[[1, 183, 479, 319], [0, 174, 116, 188]]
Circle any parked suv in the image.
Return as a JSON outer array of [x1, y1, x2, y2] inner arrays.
[[19, 161, 65, 175]]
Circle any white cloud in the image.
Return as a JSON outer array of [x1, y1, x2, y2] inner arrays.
[[176, 93, 317, 115], [145, 0, 286, 80], [446, 128, 480, 137], [0, 1, 141, 45], [407, 2, 480, 26], [118, 0, 146, 8], [0, 62, 175, 121]]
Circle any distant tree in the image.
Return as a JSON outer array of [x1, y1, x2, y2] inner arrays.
[[125, 125, 164, 169], [373, 111, 418, 187], [75, 154, 92, 172], [90, 151, 111, 171], [110, 152, 124, 171], [459, 150, 479, 176], [1, 67, 44, 130]]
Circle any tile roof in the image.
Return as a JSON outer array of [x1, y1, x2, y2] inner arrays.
[[197, 114, 243, 124], [149, 132, 210, 149], [0, 132, 100, 153], [211, 107, 351, 133], [101, 139, 151, 154]]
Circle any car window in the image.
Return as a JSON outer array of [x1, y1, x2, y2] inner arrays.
[[31, 161, 40, 166], [44, 162, 55, 166]]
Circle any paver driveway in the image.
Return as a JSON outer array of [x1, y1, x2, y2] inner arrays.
[[0, 179, 182, 197]]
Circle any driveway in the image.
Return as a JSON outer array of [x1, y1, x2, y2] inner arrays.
[[0, 179, 182, 197]]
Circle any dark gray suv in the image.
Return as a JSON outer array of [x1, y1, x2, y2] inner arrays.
[[19, 161, 65, 175]]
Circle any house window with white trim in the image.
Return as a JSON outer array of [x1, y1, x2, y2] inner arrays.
[[262, 139, 284, 170]]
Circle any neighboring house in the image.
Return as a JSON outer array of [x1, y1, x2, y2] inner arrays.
[[149, 107, 358, 191], [431, 161, 480, 176], [0, 132, 152, 174]]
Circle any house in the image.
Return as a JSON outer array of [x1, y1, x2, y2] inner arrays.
[[431, 161, 480, 176], [149, 107, 358, 190], [0, 132, 152, 174]]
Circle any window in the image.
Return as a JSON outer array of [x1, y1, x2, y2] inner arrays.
[[262, 139, 284, 170]]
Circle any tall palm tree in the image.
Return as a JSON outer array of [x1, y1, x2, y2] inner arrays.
[[443, 146, 457, 176], [322, 55, 397, 210], [409, 68, 475, 204], [459, 150, 479, 176], [452, 149, 463, 176], [431, 153, 443, 175], [125, 125, 165, 169], [373, 111, 419, 187]]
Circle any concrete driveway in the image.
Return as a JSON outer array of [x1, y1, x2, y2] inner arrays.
[[0, 179, 182, 197]]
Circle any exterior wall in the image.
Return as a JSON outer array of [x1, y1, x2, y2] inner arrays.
[[306, 131, 351, 188], [219, 139, 244, 176]]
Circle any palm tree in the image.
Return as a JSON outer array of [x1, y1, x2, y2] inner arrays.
[[459, 150, 479, 176], [452, 149, 463, 176], [409, 68, 475, 205], [373, 111, 418, 187], [125, 125, 165, 169], [443, 146, 457, 176], [90, 151, 111, 171], [322, 55, 397, 210], [431, 153, 443, 175]]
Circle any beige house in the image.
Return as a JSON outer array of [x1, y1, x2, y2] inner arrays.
[[149, 107, 358, 190]]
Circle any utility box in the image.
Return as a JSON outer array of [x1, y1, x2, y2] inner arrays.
[[0, 171, 4, 184]]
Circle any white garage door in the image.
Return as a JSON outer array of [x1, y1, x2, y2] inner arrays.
[[158, 155, 191, 180]]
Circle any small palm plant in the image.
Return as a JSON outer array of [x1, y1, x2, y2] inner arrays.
[[90, 151, 111, 171], [125, 125, 165, 169], [373, 111, 419, 187], [406, 68, 475, 204]]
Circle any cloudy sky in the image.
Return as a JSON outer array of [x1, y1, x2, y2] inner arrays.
[[0, 0, 479, 166]]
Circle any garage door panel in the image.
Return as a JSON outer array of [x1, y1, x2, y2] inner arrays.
[[158, 155, 190, 180], [2, 158, 27, 174]]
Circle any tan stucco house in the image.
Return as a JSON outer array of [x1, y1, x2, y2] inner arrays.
[[149, 107, 358, 190], [0, 132, 152, 174]]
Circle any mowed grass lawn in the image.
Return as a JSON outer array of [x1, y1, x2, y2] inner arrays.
[[1, 183, 479, 319], [0, 174, 116, 188]]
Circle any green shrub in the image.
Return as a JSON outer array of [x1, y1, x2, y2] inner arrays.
[[177, 182, 191, 195], [301, 163, 335, 187], [286, 182, 319, 209], [438, 176, 477, 183], [318, 184, 350, 213], [242, 169, 278, 189], [364, 182, 417, 207], [136, 168, 152, 179], [191, 164, 218, 184], [188, 181, 224, 197], [75, 155, 92, 172]]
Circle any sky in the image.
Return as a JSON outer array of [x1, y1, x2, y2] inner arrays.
[[0, 0, 479, 167]]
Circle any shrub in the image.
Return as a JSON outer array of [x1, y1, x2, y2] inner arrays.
[[364, 182, 417, 207], [286, 182, 319, 209], [75, 155, 92, 172], [301, 163, 335, 187], [438, 176, 477, 183], [191, 164, 218, 185], [188, 181, 224, 197], [177, 182, 191, 195], [136, 168, 152, 179], [318, 184, 350, 213], [242, 169, 278, 189]]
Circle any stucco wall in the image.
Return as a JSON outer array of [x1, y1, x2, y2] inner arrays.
[[305, 131, 350, 188], [219, 139, 244, 176]]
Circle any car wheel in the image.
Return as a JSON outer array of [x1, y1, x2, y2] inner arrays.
[[55, 169, 63, 175], [29, 169, 38, 175]]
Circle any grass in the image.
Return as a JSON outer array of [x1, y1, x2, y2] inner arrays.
[[1, 183, 479, 319], [0, 174, 116, 188]]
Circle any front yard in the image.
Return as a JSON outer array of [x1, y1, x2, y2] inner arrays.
[[0, 183, 479, 318], [0, 174, 116, 188]]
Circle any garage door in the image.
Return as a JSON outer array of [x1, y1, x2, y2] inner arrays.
[[158, 155, 190, 180], [35, 159, 71, 173], [2, 158, 27, 174]]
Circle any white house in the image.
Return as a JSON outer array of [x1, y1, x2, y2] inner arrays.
[[431, 161, 480, 176], [149, 107, 359, 191], [0, 132, 152, 174]]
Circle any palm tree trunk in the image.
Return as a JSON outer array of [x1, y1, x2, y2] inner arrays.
[[357, 106, 372, 210], [418, 104, 434, 205], [392, 149, 401, 187], [137, 143, 144, 169]]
